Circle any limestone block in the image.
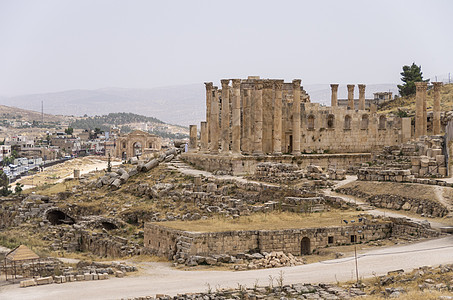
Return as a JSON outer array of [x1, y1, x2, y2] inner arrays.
[[20, 279, 37, 288], [427, 149, 433, 158], [115, 271, 124, 278], [76, 274, 84, 281], [439, 167, 447, 176], [419, 167, 427, 176], [66, 275, 74, 282], [119, 172, 130, 183], [420, 158, 429, 168], [111, 179, 121, 189], [84, 273, 92, 281], [36, 276, 53, 285], [432, 148, 442, 156], [143, 159, 159, 172], [411, 165, 420, 174], [436, 155, 445, 166], [54, 276, 63, 284], [92, 273, 99, 280]]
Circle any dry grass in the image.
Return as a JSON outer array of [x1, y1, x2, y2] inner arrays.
[[158, 211, 370, 232], [361, 290, 451, 299], [0, 226, 51, 257], [379, 83, 453, 115], [354, 268, 453, 299], [340, 181, 436, 202]]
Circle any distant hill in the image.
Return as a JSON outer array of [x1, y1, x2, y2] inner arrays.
[[69, 112, 164, 132], [0, 85, 205, 127], [0, 104, 66, 123], [0, 83, 399, 126]]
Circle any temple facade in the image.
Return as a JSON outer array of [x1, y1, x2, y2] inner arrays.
[[192, 76, 414, 155]]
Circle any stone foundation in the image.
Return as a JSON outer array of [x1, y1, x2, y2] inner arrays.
[[181, 152, 371, 176], [144, 222, 392, 261]]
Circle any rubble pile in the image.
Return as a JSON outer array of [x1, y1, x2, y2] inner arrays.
[[95, 148, 179, 189]]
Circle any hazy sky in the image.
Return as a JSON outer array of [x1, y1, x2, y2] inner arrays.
[[0, 0, 452, 96]]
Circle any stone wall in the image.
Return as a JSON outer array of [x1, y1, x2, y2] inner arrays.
[[299, 103, 404, 153], [181, 152, 371, 176], [337, 187, 449, 217], [144, 222, 392, 261], [357, 168, 414, 182]]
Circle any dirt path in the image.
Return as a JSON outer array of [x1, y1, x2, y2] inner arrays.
[[18, 157, 121, 191], [325, 182, 448, 229], [1, 236, 453, 300]]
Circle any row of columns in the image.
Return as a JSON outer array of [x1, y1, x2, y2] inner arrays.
[[415, 81, 443, 138], [330, 84, 366, 110], [196, 79, 303, 156]]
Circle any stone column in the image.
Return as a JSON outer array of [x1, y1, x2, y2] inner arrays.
[[292, 79, 301, 155], [220, 79, 230, 154], [231, 79, 241, 155], [433, 82, 442, 135], [415, 82, 428, 138], [200, 121, 208, 152], [262, 80, 273, 154], [423, 84, 427, 136], [330, 84, 339, 107], [253, 82, 263, 155], [204, 82, 213, 142], [347, 84, 355, 110], [273, 80, 284, 155], [209, 87, 220, 154], [189, 125, 197, 152], [242, 88, 252, 154], [358, 84, 366, 110]]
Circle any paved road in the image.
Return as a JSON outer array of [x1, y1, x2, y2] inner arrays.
[[2, 235, 453, 300]]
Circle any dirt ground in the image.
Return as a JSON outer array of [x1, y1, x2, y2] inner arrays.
[[18, 156, 121, 189], [1, 236, 453, 300]]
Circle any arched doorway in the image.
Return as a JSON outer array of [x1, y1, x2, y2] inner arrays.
[[133, 142, 142, 157], [301, 237, 311, 255]]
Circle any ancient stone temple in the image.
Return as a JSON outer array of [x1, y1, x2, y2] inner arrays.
[[182, 76, 428, 175]]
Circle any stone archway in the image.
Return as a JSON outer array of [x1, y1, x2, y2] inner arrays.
[[133, 141, 143, 157], [301, 237, 311, 255], [46, 209, 75, 225]]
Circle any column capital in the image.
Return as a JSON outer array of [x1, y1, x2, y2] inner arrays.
[[347, 84, 355, 92], [432, 82, 443, 89], [358, 84, 366, 91], [273, 79, 284, 90], [262, 79, 273, 89], [220, 79, 230, 87], [330, 84, 339, 91], [255, 82, 263, 90], [204, 82, 213, 90], [292, 79, 302, 87], [231, 79, 241, 89], [415, 81, 428, 91]]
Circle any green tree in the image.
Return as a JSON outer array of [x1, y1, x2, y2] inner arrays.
[[0, 171, 11, 196], [65, 127, 74, 135], [14, 182, 23, 194], [397, 63, 429, 97]]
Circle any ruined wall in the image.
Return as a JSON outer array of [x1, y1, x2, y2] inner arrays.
[[297, 103, 405, 153], [144, 222, 392, 259], [181, 152, 371, 176]]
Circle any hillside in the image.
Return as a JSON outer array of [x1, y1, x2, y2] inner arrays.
[[0, 104, 66, 123], [0, 85, 205, 127], [69, 112, 164, 131], [379, 83, 453, 116]]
